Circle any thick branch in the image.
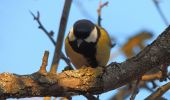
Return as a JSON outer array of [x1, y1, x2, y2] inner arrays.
[[0, 26, 170, 99]]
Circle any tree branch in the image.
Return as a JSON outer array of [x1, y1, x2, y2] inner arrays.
[[97, 1, 108, 26], [39, 51, 49, 73], [145, 82, 170, 100], [142, 71, 164, 81], [30, 11, 72, 69], [50, 0, 72, 73], [0, 26, 170, 99], [30, 11, 55, 45], [110, 82, 149, 100]]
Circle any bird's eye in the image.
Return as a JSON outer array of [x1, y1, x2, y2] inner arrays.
[[68, 27, 76, 41], [85, 27, 98, 43]]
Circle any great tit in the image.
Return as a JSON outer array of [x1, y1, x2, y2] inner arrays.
[[65, 19, 112, 69]]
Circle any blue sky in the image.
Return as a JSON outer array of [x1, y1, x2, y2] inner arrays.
[[0, 0, 170, 100]]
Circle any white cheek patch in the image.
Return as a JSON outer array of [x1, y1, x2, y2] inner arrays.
[[68, 27, 76, 41], [85, 27, 98, 43]]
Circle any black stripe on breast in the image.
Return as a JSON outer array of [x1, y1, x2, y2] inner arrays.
[[69, 26, 101, 68]]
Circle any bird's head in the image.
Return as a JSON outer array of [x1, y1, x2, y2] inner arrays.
[[68, 19, 98, 47]]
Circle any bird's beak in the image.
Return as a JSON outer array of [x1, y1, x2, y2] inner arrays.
[[77, 39, 83, 48]]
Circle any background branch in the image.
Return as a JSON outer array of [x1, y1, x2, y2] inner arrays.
[[50, 0, 72, 73], [30, 11, 56, 45], [153, 0, 169, 26], [30, 10, 72, 70], [145, 82, 170, 100], [97, 1, 108, 26]]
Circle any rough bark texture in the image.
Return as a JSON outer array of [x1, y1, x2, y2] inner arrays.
[[0, 26, 170, 99]]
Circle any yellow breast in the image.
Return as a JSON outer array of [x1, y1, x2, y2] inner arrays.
[[96, 27, 112, 66], [65, 37, 89, 69]]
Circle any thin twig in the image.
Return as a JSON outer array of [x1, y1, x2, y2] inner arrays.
[[30, 11, 72, 69], [30, 11, 56, 45], [142, 71, 170, 82], [50, 0, 72, 73], [145, 82, 170, 100], [39, 51, 49, 73], [142, 71, 163, 81], [97, 0, 108, 26], [153, 0, 169, 26], [130, 79, 140, 100]]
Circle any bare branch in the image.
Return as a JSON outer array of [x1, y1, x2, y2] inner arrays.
[[97, 1, 108, 26], [142, 71, 163, 81], [39, 51, 49, 73], [30, 11, 56, 45], [30, 11, 72, 69], [110, 81, 155, 100], [0, 26, 170, 99], [145, 82, 170, 100], [50, 0, 72, 73], [110, 81, 167, 100]]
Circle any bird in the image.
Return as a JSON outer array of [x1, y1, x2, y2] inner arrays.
[[65, 19, 112, 69]]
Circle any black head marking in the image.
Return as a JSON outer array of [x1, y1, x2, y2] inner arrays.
[[73, 19, 95, 39]]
